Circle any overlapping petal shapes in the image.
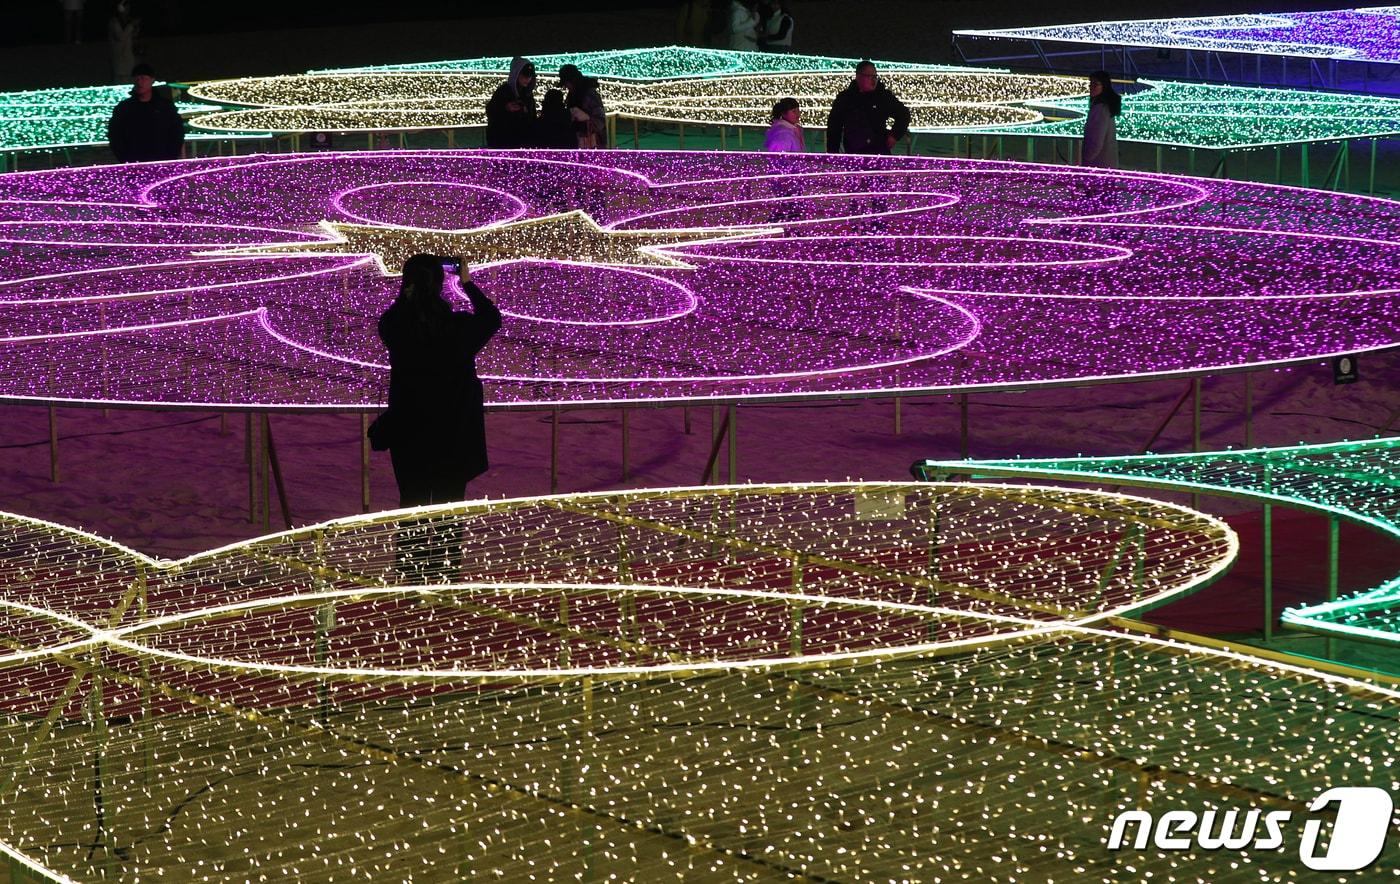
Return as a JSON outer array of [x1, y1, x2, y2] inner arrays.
[[0, 150, 1398, 408], [4, 486, 1400, 879]]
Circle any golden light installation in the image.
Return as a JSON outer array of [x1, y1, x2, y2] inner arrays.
[[230, 211, 774, 273], [3, 482, 1396, 879], [185, 70, 1084, 136]]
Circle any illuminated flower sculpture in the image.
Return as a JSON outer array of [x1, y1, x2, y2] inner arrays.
[[0, 484, 1396, 879], [915, 437, 1400, 645], [0, 149, 1398, 409], [0, 487, 1394, 879]]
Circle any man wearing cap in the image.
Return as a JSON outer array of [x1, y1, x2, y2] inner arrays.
[[107, 63, 185, 162], [485, 57, 539, 148]]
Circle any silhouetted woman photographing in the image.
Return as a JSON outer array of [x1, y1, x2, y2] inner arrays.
[[377, 254, 501, 509]]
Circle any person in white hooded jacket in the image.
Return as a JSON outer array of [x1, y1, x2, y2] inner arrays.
[[763, 97, 805, 152]]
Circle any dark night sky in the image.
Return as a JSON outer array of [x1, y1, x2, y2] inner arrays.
[[12, 0, 1365, 47]]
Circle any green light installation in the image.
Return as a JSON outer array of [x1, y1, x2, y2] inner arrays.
[[914, 437, 1400, 645], [0, 83, 254, 154], [970, 78, 1400, 150]]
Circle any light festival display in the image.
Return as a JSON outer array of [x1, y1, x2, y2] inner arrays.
[[974, 78, 1400, 150], [955, 8, 1400, 64], [915, 437, 1400, 646], [321, 45, 966, 79], [2, 149, 1399, 410], [0, 84, 242, 156], [184, 69, 1085, 136], [13, 47, 1400, 155], [2, 480, 1397, 879]]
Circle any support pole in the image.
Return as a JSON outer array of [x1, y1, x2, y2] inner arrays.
[[48, 406, 58, 483], [894, 396, 903, 435], [551, 407, 560, 494], [261, 414, 272, 532], [1369, 138, 1378, 196], [621, 407, 630, 481], [958, 394, 969, 459], [1191, 377, 1202, 452], [1243, 372, 1254, 448], [247, 412, 256, 523], [1327, 515, 1339, 659], [1301, 143, 1310, 188], [266, 416, 292, 530], [726, 403, 737, 483], [360, 413, 370, 513], [1191, 378, 1202, 510]]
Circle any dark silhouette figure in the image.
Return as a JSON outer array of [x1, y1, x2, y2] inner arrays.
[[558, 64, 607, 149], [825, 60, 910, 155], [537, 89, 577, 148], [107, 63, 185, 162], [1082, 70, 1122, 169], [485, 56, 538, 148], [377, 255, 502, 509]]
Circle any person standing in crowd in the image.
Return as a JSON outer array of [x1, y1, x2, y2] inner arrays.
[[59, 0, 85, 43], [759, 0, 794, 52], [1082, 70, 1121, 169], [536, 89, 577, 148], [485, 57, 538, 148], [825, 60, 910, 155], [764, 97, 804, 152], [108, 1, 139, 85], [377, 255, 501, 513], [728, 0, 760, 50], [107, 63, 185, 162], [558, 64, 607, 149]]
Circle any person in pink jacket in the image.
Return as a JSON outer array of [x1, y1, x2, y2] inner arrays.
[[763, 97, 805, 152]]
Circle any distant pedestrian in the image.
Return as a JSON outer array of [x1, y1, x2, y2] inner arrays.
[[728, 0, 760, 50], [558, 64, 607, 149], [1081, 70, 1121, 169], [377, 255, 501, 511], [764, 97, 804, 152], [107, 63, 185, 162], [759, 0, 793, 52], [108, 1, 139, 85], [825, 60, 910, 155], [59, 0, 85, 43], [485, 57, 538, 149]]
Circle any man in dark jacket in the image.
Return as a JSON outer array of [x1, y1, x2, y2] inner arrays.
[[485, 56, 539, 148], [107, 63, 185, 162], [825, 60, 911, 155]]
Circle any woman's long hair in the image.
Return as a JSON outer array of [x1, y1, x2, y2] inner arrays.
[[396, 254, 452, 342], [1089, 71, 1122, 117]]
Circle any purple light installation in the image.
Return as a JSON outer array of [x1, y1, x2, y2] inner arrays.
[[957, 9, 1400, 64], [0, 149, 1397, 409]]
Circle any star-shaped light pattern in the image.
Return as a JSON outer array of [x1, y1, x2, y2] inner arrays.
[[229, 210, 771, 272], [956, 8, 1400, 63], [1, 150, 1398, 408], [915, 437, 1400, 645], [8, 480, 1397, 879]]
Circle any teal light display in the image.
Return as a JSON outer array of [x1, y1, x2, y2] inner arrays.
[[0, 84, 246, 154], [914, 437, 1400, 645], [964, 78, 1400, 149]]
